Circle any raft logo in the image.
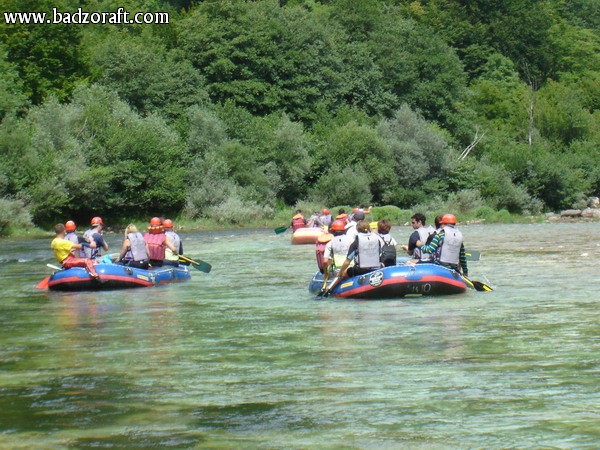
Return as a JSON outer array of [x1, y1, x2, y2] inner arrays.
[[369, 270, 384, 287]]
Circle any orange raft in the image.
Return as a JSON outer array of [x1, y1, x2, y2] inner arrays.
[[291, 227, 327, 245]]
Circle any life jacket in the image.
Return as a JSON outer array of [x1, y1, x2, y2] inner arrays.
[[144, 232, 166, 261], [291, 214, 306, 231], [320, 214, 332, 227], [355, 233, 381, 269], [335, 213, 348, 225], [82, 228, 100, 259], [315, 234, 332, 272], [164, 231, 181, 261], [330, 234, 352, 268], [438, 226, 463, 266], [65, 231, 79, 245], [125, 232, 147, 262], [380, 234, 397, 266], [412, 226, 433, 262]]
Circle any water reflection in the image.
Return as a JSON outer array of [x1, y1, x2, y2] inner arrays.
[[0, 224, 599, 447]]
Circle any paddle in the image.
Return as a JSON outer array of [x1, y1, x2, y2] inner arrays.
[[462, 275, 493, 292], [465, 249, 481, 261], [36, 277, 50, 289], [179, 255, 212, 273], [36, 263, 62, 289], [316, 268, 331, 298], [320, 274, 341, 298], [274, 226, 289, 234]]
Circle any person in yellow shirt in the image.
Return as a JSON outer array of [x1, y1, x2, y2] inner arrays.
[[51, 223, 99, 278]]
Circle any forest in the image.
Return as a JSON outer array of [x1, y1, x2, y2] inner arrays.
[[1, 0, 599, 234]]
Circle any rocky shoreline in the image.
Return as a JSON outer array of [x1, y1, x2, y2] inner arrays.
[[547, 196, 600, 222]]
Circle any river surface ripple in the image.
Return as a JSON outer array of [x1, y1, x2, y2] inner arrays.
[[0, 222, 598, 448]]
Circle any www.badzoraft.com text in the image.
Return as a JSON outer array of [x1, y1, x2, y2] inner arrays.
[[3, 8, 169, 25]]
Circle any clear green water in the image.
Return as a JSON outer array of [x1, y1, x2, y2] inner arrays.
[[0, 223, 599, 448]]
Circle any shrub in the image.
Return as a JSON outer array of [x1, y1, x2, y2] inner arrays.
[[444, 189, 484, 214], [205, 192, 273, 225], [0, 197, 33, 236], [370, 205, 411, 224]]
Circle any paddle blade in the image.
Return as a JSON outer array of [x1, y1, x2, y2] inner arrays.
[[179, 255, 212, 273], [274, 226, 288, 234], [472, 280, 493, 292], [463, 275, 493, 292], [192, 260, 212, 273], [465, 249, 481, 261], [36, 277, 50, 289]]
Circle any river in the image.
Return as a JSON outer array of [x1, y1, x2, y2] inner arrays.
[[0, 223, 598, 448]]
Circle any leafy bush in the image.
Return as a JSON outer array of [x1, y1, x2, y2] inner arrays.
[[310, 165, 373, 207], [370, 205, 411, 224], [444, 189, 484, 215], [0, 197, 33, 236], [204, 192, 273, 225]]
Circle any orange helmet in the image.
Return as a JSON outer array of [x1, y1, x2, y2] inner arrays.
[[162, 219, 173, 228], [91, 216, 104, 226], [441, 214, 457, 225], [149, 217, 162, 227], [322, 208, 330, 215], [330, 220, 346, 232], [65, 220, 76, 232]]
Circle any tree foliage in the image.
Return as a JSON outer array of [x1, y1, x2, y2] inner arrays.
[[0, 0, 599, 228]]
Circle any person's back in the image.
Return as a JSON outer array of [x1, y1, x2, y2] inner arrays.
[[51, 223, 98, 278], [82, 216, 108, 259], [319, 209, 332, 227], [420, 214, 468, 275], [345, 220, 382, 277], [291, 211, 306, 231], [377, 219, 397, 267], [119, 224, 149, 269], [163, 219, 182, 266], [144, 217, 167, 267]]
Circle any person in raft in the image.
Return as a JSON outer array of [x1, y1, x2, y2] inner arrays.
[[418, 213, 468, 276], [143, 217, 178, 268], [51, 223, 99, 278], [118, 224, 150, 269], [162, 219, 183, 267], [290, 210, 307, 231], [82, 216, 109, 260]]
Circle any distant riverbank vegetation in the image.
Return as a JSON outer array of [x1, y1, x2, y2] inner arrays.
[[1, 0, 598, 236]]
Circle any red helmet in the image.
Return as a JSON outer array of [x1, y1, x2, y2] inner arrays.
[[441, 214, 457, 225], [162, 219, 173, 228], [330, 220, 346, 232], [65, 220, 76, 232], [91, 216, 104, 226], [149, 217, 162, 227], [322, 208, 330, 215]]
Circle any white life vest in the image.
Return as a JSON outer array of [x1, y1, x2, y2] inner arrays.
[[82, 228, 100, 259], [438, 226, 463, 265], [126, 232, 148, 262], [65, 232, 79, 245], [355, 233, 381, 269], [331, 235, 351, 268], [165, 231, 181, 261]]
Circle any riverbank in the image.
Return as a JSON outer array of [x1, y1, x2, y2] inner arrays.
[[4, 203, 598, 240]]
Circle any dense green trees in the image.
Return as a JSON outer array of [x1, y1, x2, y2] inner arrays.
[[0, 0, 599, 231]]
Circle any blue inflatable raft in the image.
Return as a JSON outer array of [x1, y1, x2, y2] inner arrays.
[[45, 263, 191, 291], [309, 263, 468, 299]]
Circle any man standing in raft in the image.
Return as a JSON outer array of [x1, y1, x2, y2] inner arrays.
[[51, 223, 99, 279]]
